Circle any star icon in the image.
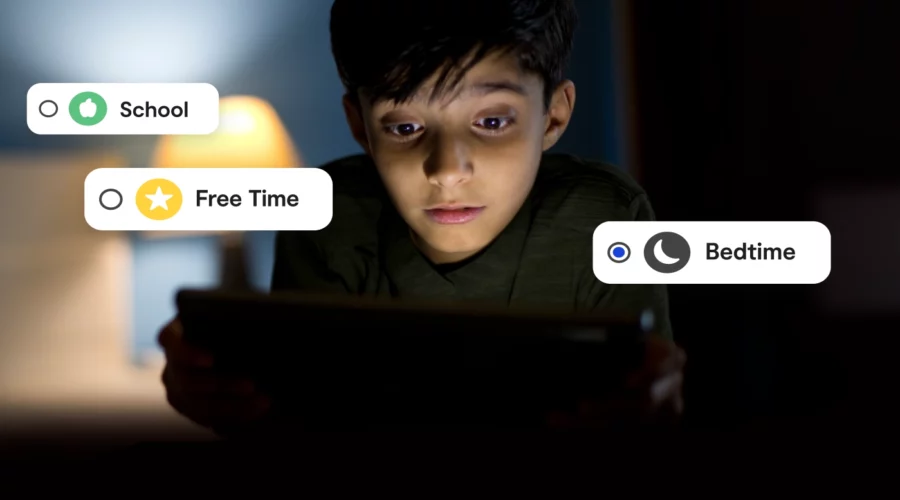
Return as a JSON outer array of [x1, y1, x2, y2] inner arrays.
[[145, 186, 173, 211]]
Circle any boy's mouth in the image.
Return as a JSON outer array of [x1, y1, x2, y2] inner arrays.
[[424, 205, 485, 225]]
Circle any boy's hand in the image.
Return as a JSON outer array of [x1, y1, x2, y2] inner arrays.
[[158, 317, 272, 436], [546, 336, 686, 429]]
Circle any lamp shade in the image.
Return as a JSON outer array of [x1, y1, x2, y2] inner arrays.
[[151, 95, 300, 168]]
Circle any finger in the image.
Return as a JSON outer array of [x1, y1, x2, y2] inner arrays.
[[166, 342, 215, 369], [645, 338, 686, 374], [577, 373, 683, 421], [647, 380, 685, 428], [167, 367, 257, 396], [649, 371, 683, 409], [627, 338, 686, 388], [158, 319, 214, 368], [179, 394, 272, 428], [572, 371, 684, 429], [156, 317, 181, 349], [163, 367, 270, 426], [634, 372, 684, 428]]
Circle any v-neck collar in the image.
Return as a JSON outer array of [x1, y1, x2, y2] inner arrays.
[[381, 196, 533, 303]]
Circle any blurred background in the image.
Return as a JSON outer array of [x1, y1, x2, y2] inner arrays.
[[0, 0, 896, 443], [0, 0, 626, 439]]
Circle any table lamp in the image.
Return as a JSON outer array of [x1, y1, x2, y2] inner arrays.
[[151, 95, 302, 290]]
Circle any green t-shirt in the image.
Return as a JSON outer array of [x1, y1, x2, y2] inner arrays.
[[271, 153, 672, 339]]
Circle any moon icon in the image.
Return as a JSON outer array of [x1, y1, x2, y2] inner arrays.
[[654, 239, 680, 265], [643, 232, 691, 273]]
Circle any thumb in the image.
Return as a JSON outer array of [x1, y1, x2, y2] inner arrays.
[[85, 98, 92, 103]]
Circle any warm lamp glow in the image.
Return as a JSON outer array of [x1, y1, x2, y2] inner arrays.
[[151, 95, 301, 168]]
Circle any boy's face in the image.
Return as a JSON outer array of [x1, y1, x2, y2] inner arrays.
[[344, 52, 575, 263]]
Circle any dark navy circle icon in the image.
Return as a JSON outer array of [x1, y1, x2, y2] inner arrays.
[[607, 242, 631, 263], [643, 232, 690, 273], [99, 188, 123, 210]]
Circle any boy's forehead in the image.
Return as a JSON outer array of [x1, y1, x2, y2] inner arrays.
[[364, 52, 541, 108]]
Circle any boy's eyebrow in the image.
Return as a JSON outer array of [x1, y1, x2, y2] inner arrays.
[[467, 80, 527, 96], [377, 80, 528, 110], [428, 80, 527, 106]]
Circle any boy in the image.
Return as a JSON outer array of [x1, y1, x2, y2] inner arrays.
[[159, 0, 684, 433]]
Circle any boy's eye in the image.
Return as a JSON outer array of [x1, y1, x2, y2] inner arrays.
[[474, 117, 513, 131], [387, 123, 423, 136]]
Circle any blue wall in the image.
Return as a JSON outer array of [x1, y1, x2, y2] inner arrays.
[[130, 235, 221, 355], [557, 0, 623, 166]]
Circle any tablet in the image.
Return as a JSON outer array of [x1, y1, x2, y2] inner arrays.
[[176, 289, 653, 429]]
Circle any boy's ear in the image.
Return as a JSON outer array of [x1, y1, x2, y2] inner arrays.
[[542, 80, 576, 151], [342, 93, 371, 154]]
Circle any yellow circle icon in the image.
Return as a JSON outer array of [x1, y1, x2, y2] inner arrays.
[[135, 178, 183, 221]]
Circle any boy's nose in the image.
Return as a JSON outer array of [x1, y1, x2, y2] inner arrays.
[[424, 138, 473, 188]]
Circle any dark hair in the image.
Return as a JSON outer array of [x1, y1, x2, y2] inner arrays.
[[330, 0, 577, 107]]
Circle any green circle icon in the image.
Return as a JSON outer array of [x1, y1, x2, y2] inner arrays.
[[69, 91, 107, 126]]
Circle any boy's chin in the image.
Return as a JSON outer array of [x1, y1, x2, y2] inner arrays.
[[415, 227, 495, 262]]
